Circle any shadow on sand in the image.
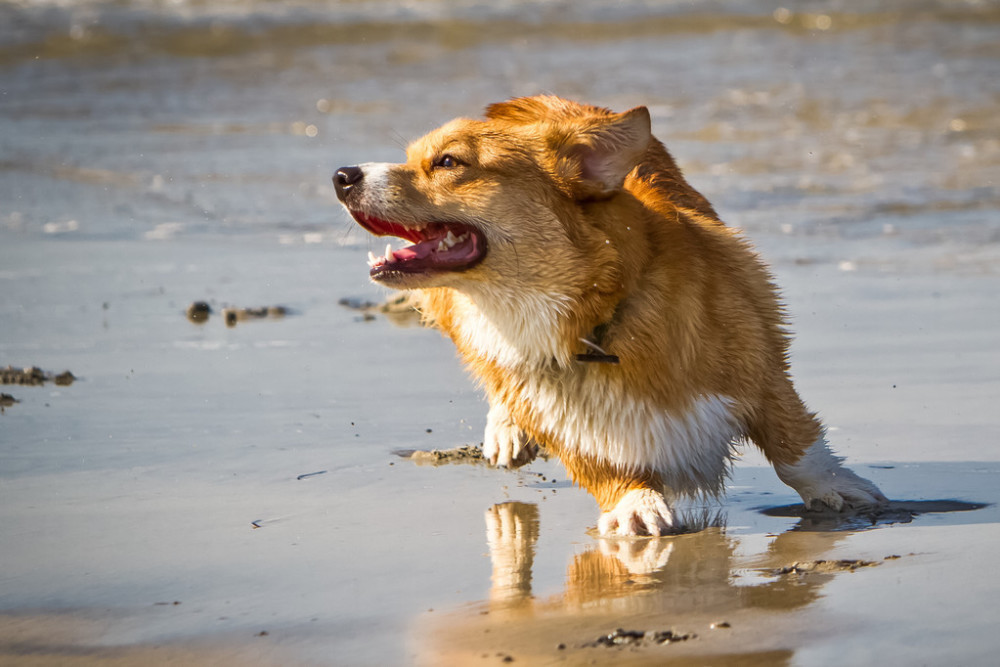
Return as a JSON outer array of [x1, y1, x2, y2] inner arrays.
[[760, 499, 989, 531]]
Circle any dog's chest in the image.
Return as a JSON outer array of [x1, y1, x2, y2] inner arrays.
[[512, 368, 743, 495], [452, 291, 574, 368], [449, 293, 741, 492]]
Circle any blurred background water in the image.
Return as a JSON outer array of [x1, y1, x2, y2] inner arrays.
[[1, 0, 997, 261]]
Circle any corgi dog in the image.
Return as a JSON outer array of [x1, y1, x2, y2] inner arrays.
[[334, 96, 887, 536]]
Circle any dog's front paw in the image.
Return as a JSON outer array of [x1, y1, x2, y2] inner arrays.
[[598, 488, 676, 537], [775, 439, 888, 512], [483, 405, 537, 468]]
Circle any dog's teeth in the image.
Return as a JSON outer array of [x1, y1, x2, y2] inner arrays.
[[444, 230, 458, 248], [456, 232, 469, 243], [437, 240, 447, 252], [385, 243, 393, 263], [367, 250, 378, 267]]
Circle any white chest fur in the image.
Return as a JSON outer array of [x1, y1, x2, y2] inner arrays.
[[453, 289, 575, 368], [520, 372, 742, 496], [452, 291, 744, 496]]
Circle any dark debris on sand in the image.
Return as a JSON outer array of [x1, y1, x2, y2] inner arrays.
[[222, 305, 288, 327], [398, 445, 486, 466], [185, 301, 289, 326], [765, 559, 884, 576], [338, 294, 423, 326], [1, 366, 75, 386], [583, 627, 694, 649], [1, 393, 19, 411], [185, 301, 212, 323], [583, 628, 697, 648]]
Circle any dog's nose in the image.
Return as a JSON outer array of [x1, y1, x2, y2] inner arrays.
[[333, 165, 364, 201]]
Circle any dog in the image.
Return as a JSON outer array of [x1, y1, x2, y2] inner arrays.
[[334, 96, 887, 536]]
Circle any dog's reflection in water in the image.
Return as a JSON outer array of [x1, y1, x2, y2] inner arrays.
[[417, 501, 861, 666], [486, 501, 677, 608], [484, 502, 541, 606]]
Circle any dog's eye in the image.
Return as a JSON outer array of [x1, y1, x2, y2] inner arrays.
[[433, 154, 462, 170]]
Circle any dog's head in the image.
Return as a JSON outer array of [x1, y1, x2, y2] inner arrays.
[[334, 96, 651, 294]]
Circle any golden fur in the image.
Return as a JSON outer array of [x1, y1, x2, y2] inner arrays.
[[335, 96, 886, 535]]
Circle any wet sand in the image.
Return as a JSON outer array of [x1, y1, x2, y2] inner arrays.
[[2, 1, 999, 665]]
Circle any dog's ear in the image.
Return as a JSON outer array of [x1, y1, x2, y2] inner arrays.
[[563, 106, 651, 199]]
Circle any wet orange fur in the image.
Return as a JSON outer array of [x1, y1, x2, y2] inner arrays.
[[341, 96, 849, 527]]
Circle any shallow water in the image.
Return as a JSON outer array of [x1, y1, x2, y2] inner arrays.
[[2, 1, 999, 665]]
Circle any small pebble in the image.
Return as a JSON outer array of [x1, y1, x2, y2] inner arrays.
[[53, 371, 75, 386], [185, 301, 212, 323]]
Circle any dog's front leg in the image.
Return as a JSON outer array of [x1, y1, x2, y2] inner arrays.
[[483, 401, 538, 468]]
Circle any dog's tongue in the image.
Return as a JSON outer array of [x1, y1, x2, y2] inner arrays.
[[368, 225, 482, 274], [391, 229, 477, 266], [391, 240, 434, 262]]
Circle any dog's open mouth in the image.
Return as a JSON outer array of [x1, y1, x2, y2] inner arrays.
[[350, 211, 486, 278]]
